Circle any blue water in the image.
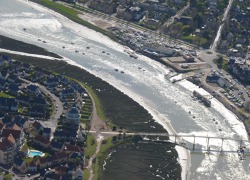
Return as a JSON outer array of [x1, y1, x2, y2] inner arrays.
[[29, 150, 43, 158]]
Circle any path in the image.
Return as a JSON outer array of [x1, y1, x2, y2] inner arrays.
[[210, 0, 234, 50], [86, 139, 102, 180], [159, 2, 190, 31], [80, 85, 113, 180]]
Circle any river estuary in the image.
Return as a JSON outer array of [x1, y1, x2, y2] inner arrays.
[[1, 0, 250, 179]]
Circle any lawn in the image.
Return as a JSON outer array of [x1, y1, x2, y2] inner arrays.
[[84, 169, 90, 180], [0, 92, 14, 98], [214, 58, 229, 71], [84, 134, 97, 158]]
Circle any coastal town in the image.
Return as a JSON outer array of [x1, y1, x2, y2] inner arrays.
[[0, 54, 89, 179], [0, 0, 250, 179]]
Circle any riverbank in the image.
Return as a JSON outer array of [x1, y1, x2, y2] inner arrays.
[[2, 49, 181, 179], [0, 35, 61, 58]]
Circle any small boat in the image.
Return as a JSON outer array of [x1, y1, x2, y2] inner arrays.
[[75, 50, 79, 53], [114, 69, 118, 72], [71, 42, 74, 45], [43, 41, 46, 43], [86, 46, 90, 49], [23, 28, 26, 31], [107, 53, 110, 55], [189, 111, 191, 114], [82, 53, 85, 55], [138, 67, 142, 69], [121, 71, 124, 74], [102, 51, 106, 53], [37, 39, 41, 41], [129, 53, 138, 59], [62, 46, 65, 49]]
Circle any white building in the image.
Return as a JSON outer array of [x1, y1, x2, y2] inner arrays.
[[66, 106, 81, 126], [0, 134, 18, 164]]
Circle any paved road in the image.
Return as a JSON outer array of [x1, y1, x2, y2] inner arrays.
[[211, 0, 234, 50], [21, 78, 63, 136], [160, 2, 190, 30]]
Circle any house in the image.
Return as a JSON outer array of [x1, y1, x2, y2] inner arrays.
[[32, 121, 44, 135], [7, 74, 18, 83], [30, 97, 47, 107], [50, 141, 64, 152], [43, 128, 51, 139], [55, 152, 68, 164], [0, 79, 8, 90], [0, 69, 9, 80], [63, 143, 83, 154], [16, 94, 30, 105], [0, 55, 8, 67], [0, 134, 17, 164], [60, 88, 75, 98], [129, 6, 145, 21], [0, 97, 18, 112], [60, 77, 69, 85], [26, 84, 41, 96], [46, 155, 55, 167], [77, 130, 86, 143], [1, 114, 13, 125], [8, 84, 20, 95], [45, 77, 59, 87], [13, 158, 27, 173], [21, 63, 32, 71], [36, 157, 48, 169], [74, 167, 83, 180], [29, 105, 46, 117], [69, 152, 84, 165], [33, 135, 50, 148], [54, 129, 77, 142], [2, 126, 24, 148], [43, 172, 61, 180], [65, 106, 81, 126], [55, 166, 68, 175], [28, 161, 37, 172]]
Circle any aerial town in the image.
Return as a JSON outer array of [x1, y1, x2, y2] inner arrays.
[[0, 0, 250, 179]]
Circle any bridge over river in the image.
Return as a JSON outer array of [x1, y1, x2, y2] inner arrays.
[[89, 130, 250, 157]]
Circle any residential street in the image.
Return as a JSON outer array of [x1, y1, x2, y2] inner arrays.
[[20, 78, 63, 136]]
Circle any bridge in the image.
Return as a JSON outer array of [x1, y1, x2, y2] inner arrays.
[[89, 130, 250, 156]]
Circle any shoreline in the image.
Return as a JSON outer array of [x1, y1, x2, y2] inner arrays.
[[2, 0, 246, 179]]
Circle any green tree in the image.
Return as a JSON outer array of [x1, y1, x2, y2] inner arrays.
[[182, 25, 192, 36]]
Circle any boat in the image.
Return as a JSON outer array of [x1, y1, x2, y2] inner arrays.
[[114, 69, 118, 72], [43, 41, 46, 43], [102, 51, 106, 53], [23, 28, 26, 31], [86, 46, 90, 49], [121, 71, 124, 74], [75, 50, 79, 53], [193, 90, 211, 107], [129, 53, 138, 59]]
